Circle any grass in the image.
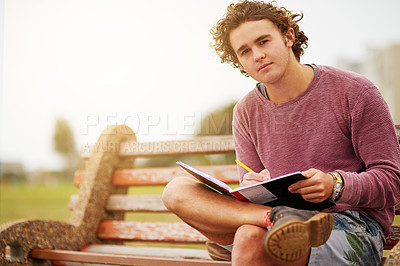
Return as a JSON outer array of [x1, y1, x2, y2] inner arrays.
[[0, 182, 79, 224], [0, 182, 183, 224]]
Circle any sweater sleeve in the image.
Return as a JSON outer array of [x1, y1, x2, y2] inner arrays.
[[336, 85, 400, 210]]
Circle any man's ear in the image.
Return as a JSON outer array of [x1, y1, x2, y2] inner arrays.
[[285, 28, 295, 48]]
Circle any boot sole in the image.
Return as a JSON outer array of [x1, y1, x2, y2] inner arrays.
[[264, 212, 333, 262]]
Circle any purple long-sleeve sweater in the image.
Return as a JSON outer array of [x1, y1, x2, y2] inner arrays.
[[232, 65, 400, 237]]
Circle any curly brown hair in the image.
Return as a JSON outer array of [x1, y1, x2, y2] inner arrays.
[[210, 0, 308, 73]]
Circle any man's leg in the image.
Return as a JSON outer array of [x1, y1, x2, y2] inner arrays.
[[162, 176, 270, 245], [232, 225, 310, 266], [163, 177, 330, 265], [262, 206, 333, 263]]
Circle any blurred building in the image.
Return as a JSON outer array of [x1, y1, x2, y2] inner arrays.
[[337, 43, 400, 124]]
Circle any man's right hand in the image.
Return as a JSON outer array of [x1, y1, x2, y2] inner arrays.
[[241, 169, 271, 187]]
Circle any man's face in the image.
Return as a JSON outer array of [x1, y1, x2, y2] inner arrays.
[[229, 19, 294, 85]]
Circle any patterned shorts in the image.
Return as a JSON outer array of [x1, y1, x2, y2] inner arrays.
[[217, 210, 385, 266], [309, 210, 385, 266], [216, 210, 385, 265]]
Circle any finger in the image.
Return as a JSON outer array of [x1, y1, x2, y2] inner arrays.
[[244, 172, 260, 179], [288, 178, 315, 193], [301, 168, 319, 178], [301, 191, 326, 203], [259, 169, 271, 180], [293, 184, 318, 195], [243, 172, 264, 182], [291, 180, 328, 200]]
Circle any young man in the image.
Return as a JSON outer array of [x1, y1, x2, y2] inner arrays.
[[162, 1, 400, 265]]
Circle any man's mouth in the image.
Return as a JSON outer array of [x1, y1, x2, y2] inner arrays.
[[257, 63, 271, 72]]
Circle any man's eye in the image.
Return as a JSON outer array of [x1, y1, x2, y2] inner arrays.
[[241, 49, 250, 56], [260, 40, 268, 45]]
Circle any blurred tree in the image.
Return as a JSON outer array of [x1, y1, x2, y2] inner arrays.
[[197, 102, 235, 136], [140, 101, 237, 168], [196, 102, 236, 165], [0, 162, 26, 183], [53, 118, 79, 171]]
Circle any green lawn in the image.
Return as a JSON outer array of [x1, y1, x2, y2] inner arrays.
[[0, 182, 181, 224], [0, 182, 78, 224]]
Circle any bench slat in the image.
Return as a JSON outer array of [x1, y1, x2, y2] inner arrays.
[[69, 194, 167, 212], [30, 249, 230, 265], [80, 135, 235, 158], [386, 225, 400, 250], [81, 244, 210, 260], [74, 165, 239, 187], [97, 221, 207, 243]]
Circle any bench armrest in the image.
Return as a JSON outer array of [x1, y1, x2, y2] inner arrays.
[[0, 219, 84, 265]]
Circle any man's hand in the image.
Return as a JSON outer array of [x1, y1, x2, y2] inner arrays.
[[241, 169, 271, 187], [288, 168, 334, 203]]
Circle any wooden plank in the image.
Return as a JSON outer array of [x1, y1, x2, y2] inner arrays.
[[80, 135, 235, 158], [69, 194, 168, 212], [96, 222, 399, 248], [97, 221, 207, 243], [30, 249, 230, 265], [80, 244, 210, 260], [74, 165, 239, 187]]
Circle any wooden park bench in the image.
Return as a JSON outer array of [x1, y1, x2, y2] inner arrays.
[[1, 124, 400, 265]]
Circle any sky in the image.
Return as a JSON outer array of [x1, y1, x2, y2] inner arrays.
[[2, 0, 400, 171]]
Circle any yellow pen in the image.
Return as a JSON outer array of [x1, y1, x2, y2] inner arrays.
[[235, 159, 254, 172]]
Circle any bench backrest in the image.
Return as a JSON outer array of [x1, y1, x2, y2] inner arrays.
[[69, 125, 238, 245]]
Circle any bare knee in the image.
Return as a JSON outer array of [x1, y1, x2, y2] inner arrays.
[[162, 176, 197, 212], [232, 225, 267, 264], [233, 225, 310, 265], [233, 224, 266, 251]]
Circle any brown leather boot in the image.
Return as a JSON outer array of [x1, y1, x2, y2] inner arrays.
[[205, 240, 232, 261], [263, 206, 333, 263]]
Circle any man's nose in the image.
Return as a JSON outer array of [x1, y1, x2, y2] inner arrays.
[[253, 48, 266, 62]]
